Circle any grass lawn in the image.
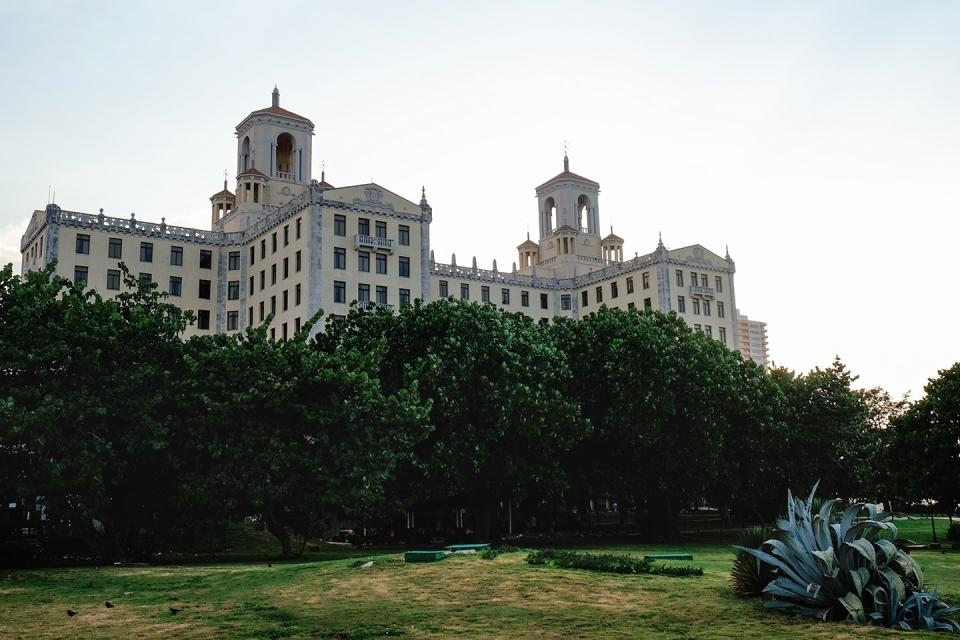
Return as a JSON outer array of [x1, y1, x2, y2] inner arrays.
[[1, 518, 958, 640]]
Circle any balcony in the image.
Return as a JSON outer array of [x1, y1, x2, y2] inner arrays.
[[689, 285, 715, 299], [356, 301, 394, 312], [274, 171, 296, 181], [354, 234, 394, 253]]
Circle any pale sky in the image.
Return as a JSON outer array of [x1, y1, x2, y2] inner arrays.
[[2, 1, 958, 400]]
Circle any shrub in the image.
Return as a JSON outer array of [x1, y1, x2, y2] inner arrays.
[[948, 524, 960, 543], [481, 545, 521, 560], [733, 483, 960, 633], [527, 549, 702, 577], [731, 526, 775, 598]]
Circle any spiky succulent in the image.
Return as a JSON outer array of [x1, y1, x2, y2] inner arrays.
[[731, 526, 775, 598], [733, 483, 960, 632]]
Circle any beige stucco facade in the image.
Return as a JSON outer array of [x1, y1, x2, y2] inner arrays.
[[19, 89, 744, 351]]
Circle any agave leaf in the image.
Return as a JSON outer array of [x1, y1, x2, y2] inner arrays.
[[844, 566, 871, 597], [763, 578, 831, 604], [806, 480, 821, 510], [839, 591, 866, 624], [811, 548, 839, 578], [763, 598, 834, 621], [873, 539, 898, 567], [839, 503, 864, 539], [732, 545, 809, 589], [864, 584, 887, 615], [879, 567, 906, 602], [838, 539, 877, 571], [817, 496, 836, 523], [787, 488, 796, 527]]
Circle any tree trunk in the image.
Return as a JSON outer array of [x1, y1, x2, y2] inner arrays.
[[264, 512, 300, 559], [473, 500, 498, 543]]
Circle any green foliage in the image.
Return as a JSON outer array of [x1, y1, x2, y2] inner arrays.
[[731, 526, 775, 598], [480, 545, 520, 560], [526, 549, 703, 576], [733, 484, 960, 632]]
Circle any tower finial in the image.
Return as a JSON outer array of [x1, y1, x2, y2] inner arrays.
[[272, 85, 279, 108], [321, 160, 326, 183], [725, 244, 731, 261], [562, 140, 570, 172], [420, 185, 428, 206]]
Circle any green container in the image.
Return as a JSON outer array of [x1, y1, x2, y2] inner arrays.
[[445, 543, 491, 553], [404, 550, 448, 563], [644, 553, 693, 561]]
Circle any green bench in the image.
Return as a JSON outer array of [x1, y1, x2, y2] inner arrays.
[[644, 553, 693, 561], [445, 543, 490, 553], [404, 550, 449, 563]]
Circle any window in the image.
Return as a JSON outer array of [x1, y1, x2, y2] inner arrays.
[[628, 302, 636, 310], [611, 282, 619, 298], [334, 248, 346, 269], [76, 234, 90, 254], [694, 324, 701, 332], [703, 300, 711, 316], [439, 280, 448, 297], [139, 272, 152, 284], [200, 250, 212, 269], [399, 288, 411, 307], [296, 217, 302, 240], [358, 251, 370, 272], [334, 215, 346, 236], [561, 294, 571, 310], [282, 323, 288, 341], [642, 272, 650, 290], [460, 283, 470, 300], [701, 274, 708, 288], [295, 283, 301, 305], [271, 264, 277, 285], [540, 293, 549, 309], [229, 251, 240, 270], [283, 257, 289, 279], [166, 245, 181, 266], [676, 270, 684, 287], [521, 291, 529, 307], [249, 276, 254, 295], [376, 253, 387, 275], [502, 288, 510, 305], [358, 283, 370, 303], [107, 269, 121, 290], [260, 239, 266, 259], [228, 280, 239, 300], [140, 242, 153, 262], [399, 256, 410, 277], [197, 310, 210, 330], [271, 232, 277, 253], [644, 297, 652, 310], [334, 280, 346, 303], [108, 237, 122, 259], [73, 265, 88, 285], [250, 246, 256, 265], [715, 276, 723, 293], [358, 218, 370, 236], [296, 250, 302, 272], [283, 225, 289, 246], [375, 221, 387, 239], [270, 328, 275, 341], [260, 269, 265, 290], [677, 295, 686, 313], [704, 325, 712, 337], [481, 286, 490, 303], [283, 289, 289, 311], [376, 285, 387, 305], [719, 326, 727, 344], [227, 311, 239, 331], [294, 317, 301, 332], [399, 225, 410, 246], [692, 298, 700, 315], [717, 301, 725, 318], [199, 279, 211, 299], [169, 276, 182, 297], [270, 295, 276, 314], [595, 286, 603, 303], [581, 291, 588, 307], [259, 301, 265, 321], [626, 277, 634, 294], [249, 306, 254, 326]]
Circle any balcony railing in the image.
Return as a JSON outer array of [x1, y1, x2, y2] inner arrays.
[[274, 171, 296, 181], [354, 234, 394, 253], [689, 285, 716, 298], [356, 301, 394, 312]]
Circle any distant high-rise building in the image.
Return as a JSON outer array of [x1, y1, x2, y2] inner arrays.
[[737, 312, 769, 368]]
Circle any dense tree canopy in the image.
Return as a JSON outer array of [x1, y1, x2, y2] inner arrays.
[[1, 262, 953, 561]]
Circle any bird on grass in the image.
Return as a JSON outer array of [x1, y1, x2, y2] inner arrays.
[[66, 610, 77, 617], [169, 607, 182, 615], [105, 602, 114, 608]]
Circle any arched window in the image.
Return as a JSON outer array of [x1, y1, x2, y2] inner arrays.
[[276, 133, 295, 177], [577, 195, 591, 232], [241, 137, 250, 171], [544, 197, 556, 232]]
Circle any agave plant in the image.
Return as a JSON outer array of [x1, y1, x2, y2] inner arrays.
[[734, 483, 960, 632], [731, 526, 775, 598]]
